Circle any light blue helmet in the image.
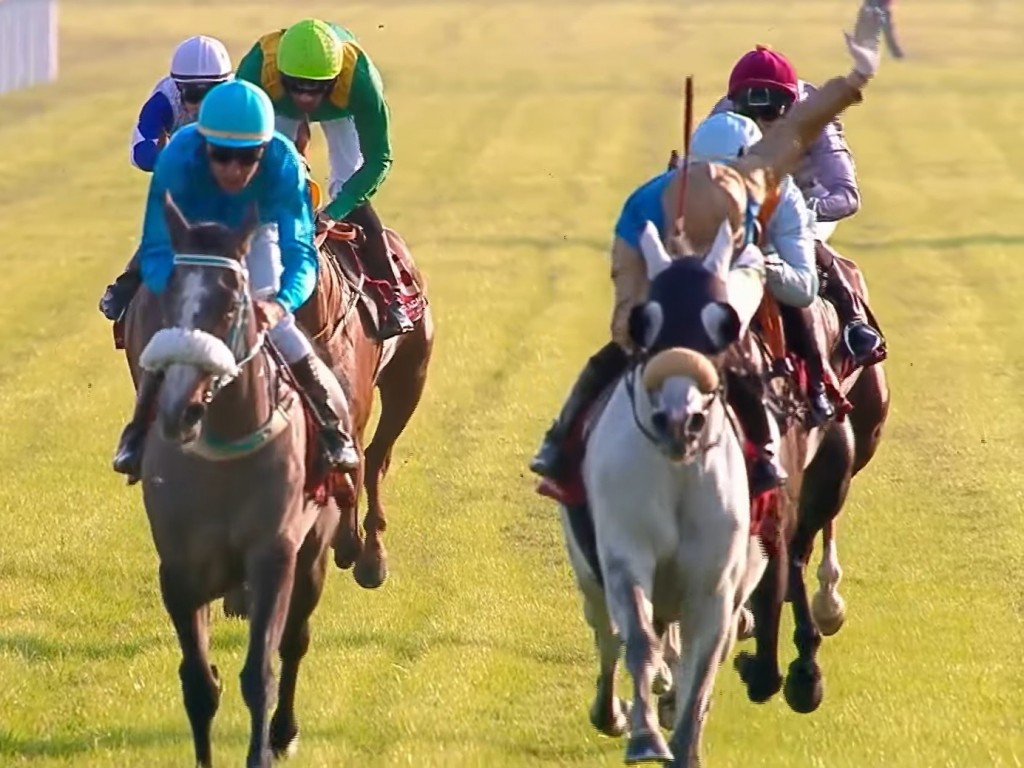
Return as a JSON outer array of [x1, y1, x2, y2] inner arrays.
[[690, 111, 763, 163], [197, 80, 275, 148]]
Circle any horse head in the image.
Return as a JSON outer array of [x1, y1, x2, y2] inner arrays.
[[138, 192, 262, 445], [628, 220, 765, 461]]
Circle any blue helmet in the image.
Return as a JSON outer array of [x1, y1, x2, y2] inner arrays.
[[197, 80, 275, 148]]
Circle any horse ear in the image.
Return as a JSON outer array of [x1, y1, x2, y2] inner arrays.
[[638, 221, 672, 279], [702, 219, 734, 280], [628, 301, 663, 351], [162, 191, 191, 253], [234, 202, 261, 259]]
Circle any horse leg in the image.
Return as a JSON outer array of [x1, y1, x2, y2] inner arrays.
[[655, 620, 681, 730], [784, 422, 854, 714], [667, 583, 738, 768], [604, 558, 673, 764], [733, 537, 786, 704], [270, 526, 332, 758], [333, 455, 365, 571], [159, 565, 221, 768], [355, 327, 433, 589], [240, 538, 297, 768], [581, 582, 629, 738], [847, 362, 890, 477], [812, 520, 846, 637]]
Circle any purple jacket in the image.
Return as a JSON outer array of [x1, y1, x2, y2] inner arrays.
[[710, 80, 861, 222]]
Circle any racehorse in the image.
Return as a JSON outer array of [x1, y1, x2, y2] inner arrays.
[[556, 222, 772, 767], [122, 195, 343, 767]]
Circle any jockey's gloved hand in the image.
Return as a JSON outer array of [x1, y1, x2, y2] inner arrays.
[[845, 3, 884, 78]]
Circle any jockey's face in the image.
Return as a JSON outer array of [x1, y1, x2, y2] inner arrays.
[[206, 143, 265, 194], [283, 76, 336, 114], [176, 81, 219, 120]]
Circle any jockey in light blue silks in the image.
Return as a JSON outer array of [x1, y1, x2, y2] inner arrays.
[[530, 112, 829, 497], [111, 80, 360, 479], [99, 35, 234, 323]]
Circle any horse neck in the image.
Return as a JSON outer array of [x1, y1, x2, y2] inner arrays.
[[202, 316, 273, 444]]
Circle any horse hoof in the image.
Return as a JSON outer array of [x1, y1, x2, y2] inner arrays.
[[736, 607, 756, 641], [783, 660, 823, 714], [270, 713, 299, 758], [353, 553, 389, 589], [332, 533, 362, 571], [624, 729, 674, 765], [811, 591, 847, 636], [589, 698, 629, 738], [734, 652, 782, 704]]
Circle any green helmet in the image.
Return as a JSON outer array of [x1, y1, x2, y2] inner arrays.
[[278, 19, 344, 81]]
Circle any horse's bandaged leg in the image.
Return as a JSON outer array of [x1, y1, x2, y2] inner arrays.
[[269, 315, 315, 363], [726, 265, 765, 338], [245, 224, 283, 300], [322, 117, 364, 199]]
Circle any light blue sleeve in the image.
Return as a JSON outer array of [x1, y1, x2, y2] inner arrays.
[[137, 156, 177, 295], [764, 176, 819, 308], [268, 140, 319, 315]]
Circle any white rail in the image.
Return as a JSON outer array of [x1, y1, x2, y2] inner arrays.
[[0, 0, 59, 95]]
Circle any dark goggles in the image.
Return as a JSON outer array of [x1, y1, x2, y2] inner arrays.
[[734, 87, 795, 122], [281, 74, 336, 95], [175, 80, 222, 104], [207, 143, 266, 167]]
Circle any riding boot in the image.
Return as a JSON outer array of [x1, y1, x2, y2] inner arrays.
[[288, 354, 361, 471], [726, 373, 787, 496], [99, 248, 143, 322], [529, 341, 631, 481], [112, 370, 164, 481], [778, 303, 835, 427], [345, 204, 413, 340], [816, 243, 886, 368]]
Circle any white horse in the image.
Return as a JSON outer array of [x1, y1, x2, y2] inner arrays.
[[558, 221, 770, 767]]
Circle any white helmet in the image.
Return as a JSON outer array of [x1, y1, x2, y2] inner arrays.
[[690, 111, 763, 163], [170, 35, 233, 83]]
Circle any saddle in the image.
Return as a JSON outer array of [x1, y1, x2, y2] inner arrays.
[[299, 220, 427, 342]]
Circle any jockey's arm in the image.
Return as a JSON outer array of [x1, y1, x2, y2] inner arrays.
[[130, 89, 175, 173], [802, 124, 861, 222], [764, 177, 819, 308], [136, 162, 177, 294], [320, 55, 393, 221], [269, 144, 319, 315]]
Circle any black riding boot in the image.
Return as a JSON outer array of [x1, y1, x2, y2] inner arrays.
[[779, 303, 835, 427], [725, 373, 786, 496], [816, 242, 885, 368], [288, 354, 361, 471], [344, 203, 413, 340], [99, 248, 143, 322], [112, 370, 164, 481], [529, 342, 630, 480]]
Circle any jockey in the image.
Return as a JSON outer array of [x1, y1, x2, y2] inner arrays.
[[99, 35, 234, 322], [111, 80, 361, 479], [710, 44, 887, 372], [235, 18, 412, 340], [530, 2, 886, 497], [689, 111, 836, 427]]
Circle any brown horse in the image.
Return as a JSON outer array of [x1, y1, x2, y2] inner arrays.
[[724, 254, 890, 714], [122, 196, 343, 767]]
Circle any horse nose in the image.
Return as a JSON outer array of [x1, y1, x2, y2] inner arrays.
[[182, 403, 206, 430], [685, 412, 707, 435], [652, 409, 669, 434]]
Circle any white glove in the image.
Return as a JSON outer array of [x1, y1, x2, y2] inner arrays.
[[845, 4, 884, 78]]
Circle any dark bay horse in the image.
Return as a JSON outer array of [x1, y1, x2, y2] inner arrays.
[[725, 255, 890, 714], [122, 195, 342, 767]]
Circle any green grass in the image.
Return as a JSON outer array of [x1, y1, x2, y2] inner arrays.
[[1, 0, 1023, 765]]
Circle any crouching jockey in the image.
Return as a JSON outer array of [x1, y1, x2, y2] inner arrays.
[[712, 43, 886, 372], [99, 35, 234, 324], [111, 80, 360, 479], [236, 18, 411, 339], [530, 1, 887, 497]]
